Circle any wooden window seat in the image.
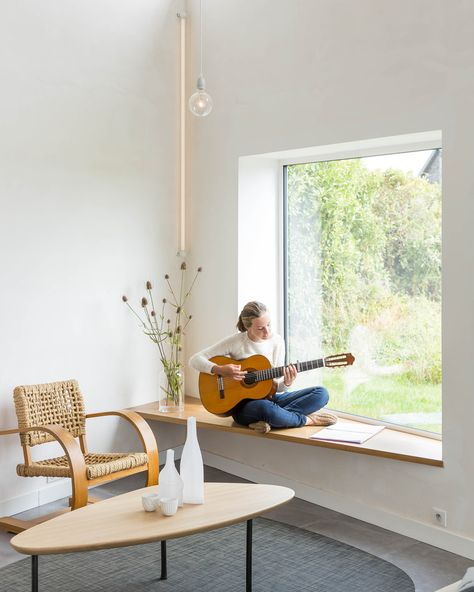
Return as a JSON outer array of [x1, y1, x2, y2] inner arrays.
[[129, 396, 442, 467]]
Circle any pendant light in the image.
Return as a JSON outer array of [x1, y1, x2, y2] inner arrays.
[[189, 0, 213, 117]]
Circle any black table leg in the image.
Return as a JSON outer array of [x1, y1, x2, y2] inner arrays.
[[160, 540, 167, 580], [32, 555, 38, 592], [246, 519, 253, 592]]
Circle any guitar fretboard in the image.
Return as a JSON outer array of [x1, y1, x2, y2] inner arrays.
[[247, 358, 325, 384]]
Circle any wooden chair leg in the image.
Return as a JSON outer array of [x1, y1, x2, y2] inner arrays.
[[68, 495, 101, 507], [145, 453, 159, 487], [0, 510, 70, 534], [0, 516, 34, 534], [70, 476, 88, 511]]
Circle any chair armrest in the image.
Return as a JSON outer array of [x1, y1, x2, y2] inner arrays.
[[0, 424, 88, 508], [86, 410, 159, 484], [0, 428, 21, 436]]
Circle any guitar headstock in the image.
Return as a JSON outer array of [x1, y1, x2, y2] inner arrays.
[[324, 352, 355, 367]]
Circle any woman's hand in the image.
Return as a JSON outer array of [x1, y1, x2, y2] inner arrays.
[[283, 364, 297, 387], [212, 364, 247, 381]]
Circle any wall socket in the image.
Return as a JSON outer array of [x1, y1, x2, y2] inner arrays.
[[432, 507, 447, 527]]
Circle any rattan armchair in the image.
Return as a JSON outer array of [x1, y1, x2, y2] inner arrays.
[[0, 379, 159, 533]]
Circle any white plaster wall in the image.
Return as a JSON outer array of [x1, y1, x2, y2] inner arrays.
[[238, 157, 280, 325], [0, 0, 472, 556], [185, 0, 474, 552], [0, 1, 180, 510]]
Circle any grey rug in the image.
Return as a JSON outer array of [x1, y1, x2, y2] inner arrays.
[[1, 518, 414, 591]]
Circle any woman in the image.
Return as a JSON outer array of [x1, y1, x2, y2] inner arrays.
[[189, 301, 337, 433]]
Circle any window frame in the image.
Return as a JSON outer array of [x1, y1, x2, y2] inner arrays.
[[280, 134, 442, 440]]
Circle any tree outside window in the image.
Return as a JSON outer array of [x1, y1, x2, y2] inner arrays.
[[285, 149, 442, 434]]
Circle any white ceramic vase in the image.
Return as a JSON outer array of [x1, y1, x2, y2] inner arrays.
[[159, 449, 184, 507], [180, 416, 204, 504]]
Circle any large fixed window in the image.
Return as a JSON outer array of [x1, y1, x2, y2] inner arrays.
[[284, 148, 442, 434]]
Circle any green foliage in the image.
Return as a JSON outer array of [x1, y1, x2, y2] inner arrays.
[[287, 156, 442, 386], [374, 296, 441, 384], [323, 373, 442, 433], [374, 170, 441, 300]]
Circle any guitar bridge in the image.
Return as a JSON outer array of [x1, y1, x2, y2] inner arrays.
[[217, 376, 225, 399]]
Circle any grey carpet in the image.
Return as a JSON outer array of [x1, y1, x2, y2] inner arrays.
[[1, 518, 414, 591]]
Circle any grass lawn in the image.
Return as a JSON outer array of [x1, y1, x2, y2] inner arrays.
[[321, 372, 442, 434]]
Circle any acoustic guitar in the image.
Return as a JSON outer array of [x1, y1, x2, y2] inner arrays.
[[199, 352, 355, 416]]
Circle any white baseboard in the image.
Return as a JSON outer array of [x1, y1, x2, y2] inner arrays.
[[203, 450, 474, 560], [0, 446, 183, 518], [0, 479, 72, 518]]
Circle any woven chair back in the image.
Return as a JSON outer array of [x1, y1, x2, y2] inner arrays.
[[13, 379, 86, 447]]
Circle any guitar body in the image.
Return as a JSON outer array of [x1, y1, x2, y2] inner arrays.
[[199, 355, 277, 416]]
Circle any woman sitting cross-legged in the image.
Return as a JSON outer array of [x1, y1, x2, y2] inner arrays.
[[189, 300, 337, 434]]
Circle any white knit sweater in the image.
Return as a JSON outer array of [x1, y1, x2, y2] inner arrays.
[[188, 332, 288, 392]]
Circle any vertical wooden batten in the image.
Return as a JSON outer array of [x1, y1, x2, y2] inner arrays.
[[177, 10, 187, 257]]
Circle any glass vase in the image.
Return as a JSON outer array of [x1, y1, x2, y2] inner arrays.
[[159, 362, 185, 413]]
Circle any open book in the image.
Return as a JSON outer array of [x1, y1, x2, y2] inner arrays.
[[310, 422, 385, 444]]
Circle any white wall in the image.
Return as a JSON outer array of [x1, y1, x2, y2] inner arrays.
[[0, 1, 180, 512], [238, 156, 280, 325], [1, 0, 473, 558], [185, 0, 474, 555]]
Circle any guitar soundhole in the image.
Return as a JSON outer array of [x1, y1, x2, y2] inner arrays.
[[243, 369, 257, 386]]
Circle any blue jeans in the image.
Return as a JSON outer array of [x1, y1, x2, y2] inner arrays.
[[232, 386, 329, 428]]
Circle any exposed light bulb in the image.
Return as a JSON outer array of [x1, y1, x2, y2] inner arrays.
[[189, 76, 213, 117], [189, 0, 213, 117]]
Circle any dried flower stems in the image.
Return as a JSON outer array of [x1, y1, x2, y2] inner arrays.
[[122, 264, 202, 373]]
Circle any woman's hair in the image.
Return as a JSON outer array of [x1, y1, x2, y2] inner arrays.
[[236, 301, 267, 332]]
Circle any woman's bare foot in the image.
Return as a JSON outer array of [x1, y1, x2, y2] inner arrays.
[[306, 410, 338, 426], [249, 421, 271, 434]]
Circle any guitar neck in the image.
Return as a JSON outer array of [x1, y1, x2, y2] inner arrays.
[[254, 358, 324, 383]]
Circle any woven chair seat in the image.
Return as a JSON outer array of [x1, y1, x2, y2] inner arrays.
[[17, 452, 149, 480]]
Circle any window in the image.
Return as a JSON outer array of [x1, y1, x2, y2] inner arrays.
[[284, 148, 442, 434]]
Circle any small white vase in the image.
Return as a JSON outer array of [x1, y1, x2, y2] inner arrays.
[[180, 416, 204, 504], [159, 449, 184, 507]]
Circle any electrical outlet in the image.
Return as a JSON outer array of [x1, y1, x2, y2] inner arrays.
[[46, 476, 64, 483], [432, 507, 447, 527]]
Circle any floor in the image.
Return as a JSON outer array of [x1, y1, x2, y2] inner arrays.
[[0, 466, 470, 592]]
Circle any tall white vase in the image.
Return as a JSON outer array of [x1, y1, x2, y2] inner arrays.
[[159, 449, 184, 507], [180, 416, 204, 504]]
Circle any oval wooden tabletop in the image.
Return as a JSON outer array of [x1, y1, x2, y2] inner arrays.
[[11, 482, 295, 556]]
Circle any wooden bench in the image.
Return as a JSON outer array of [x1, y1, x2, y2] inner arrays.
[[129, 397, 443, 467]]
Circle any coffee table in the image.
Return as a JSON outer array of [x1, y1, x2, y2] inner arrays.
[[11, 482, 294, 591]]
